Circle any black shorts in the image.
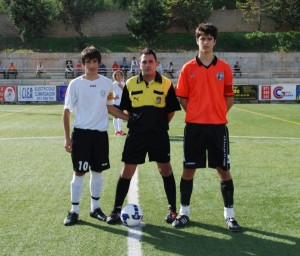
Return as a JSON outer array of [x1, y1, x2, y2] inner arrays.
[[183, 123, 230, 170], [71, 128, 110, 172], [122, 130, 170, 164]]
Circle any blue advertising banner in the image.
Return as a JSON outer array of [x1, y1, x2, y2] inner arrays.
[[57, 85, 68, 102], [18, 85, 56, 102], [296, 85, 300, 101]]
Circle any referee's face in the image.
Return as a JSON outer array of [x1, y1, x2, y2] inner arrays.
[[140, 54, 157, 80]]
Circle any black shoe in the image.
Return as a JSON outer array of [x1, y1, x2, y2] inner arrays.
[[165, 210, 177, 224], [90, 208, 107, 221], [106, 210, 121, 224], [225, 217, 241, 232], [64, 211, 79, 226], [172, 215, 189, 228]]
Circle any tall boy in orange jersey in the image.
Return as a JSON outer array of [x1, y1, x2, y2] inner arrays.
[[174, 23, 241, 231]]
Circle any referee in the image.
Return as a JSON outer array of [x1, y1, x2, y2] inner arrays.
[[106, 48, 181, 224]]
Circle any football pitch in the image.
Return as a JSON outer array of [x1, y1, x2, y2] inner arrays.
[[0, 103, 299, 256]]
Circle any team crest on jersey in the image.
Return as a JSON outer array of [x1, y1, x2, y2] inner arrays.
[[190, 72, 195, 78], [156, 97, 161, 104], [217, 72, 224, 80], [100, 90, 106, 97]]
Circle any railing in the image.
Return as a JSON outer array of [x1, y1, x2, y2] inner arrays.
[[233, 69, 300, 85], [0, 68, 299, 86]]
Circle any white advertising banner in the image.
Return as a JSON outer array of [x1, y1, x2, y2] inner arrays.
[[18, 85, 56, 102], [259, 84, 297, 101]]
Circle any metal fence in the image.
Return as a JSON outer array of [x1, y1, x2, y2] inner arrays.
[[0, 68, 299, 86]]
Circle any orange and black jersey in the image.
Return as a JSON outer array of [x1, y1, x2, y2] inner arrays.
[[120, 72, 181, 132], [176, 56, 234, 124]]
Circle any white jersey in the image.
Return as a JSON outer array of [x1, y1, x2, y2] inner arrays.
[[64, 75, 114, 131], [112, 80, 125, 106]]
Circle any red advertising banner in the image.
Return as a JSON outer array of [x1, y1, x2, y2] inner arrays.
[[0, 85, 17, 103], [260, 85, 271, 100], [259, 84, 296, 101]]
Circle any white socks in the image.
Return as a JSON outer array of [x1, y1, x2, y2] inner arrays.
[[179, 205, 235, 219], [224, 207, 235, 219], [113, 118, 123, 132], [70, 174, 84, 214], [179, 205, 191, 216], [70, 172, 103, 213], [90, 171, 103, 211]]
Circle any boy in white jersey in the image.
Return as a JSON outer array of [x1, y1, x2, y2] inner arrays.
[[63, 46, 128, 226]]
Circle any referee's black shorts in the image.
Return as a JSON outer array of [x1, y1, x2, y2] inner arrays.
[[71, 128, 110, 173], [122, 130, 170, 164], [183, 123, 230, 170]]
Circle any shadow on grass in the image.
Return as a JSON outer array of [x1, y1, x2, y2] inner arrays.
[[77, 219, 128, 236], [169, 135, 183, 142], [141, 221, 299, 256], [76, 219, 299, 256]]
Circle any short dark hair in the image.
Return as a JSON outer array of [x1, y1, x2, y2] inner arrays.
[[81, 45, 101, 65], [195, 23, 218, 40], [139, 48, 157, 62]]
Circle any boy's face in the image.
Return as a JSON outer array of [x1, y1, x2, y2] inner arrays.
[[196, 34, 216, 53], [84, 58, 99, 75]]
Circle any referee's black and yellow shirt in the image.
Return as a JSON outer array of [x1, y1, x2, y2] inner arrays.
[[120, 72, 181, 133]]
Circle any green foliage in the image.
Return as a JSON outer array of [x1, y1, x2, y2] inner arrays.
[[243, 31, 300, 51], [126, 0, 170, 47], [112, 0, 134, 9], [0, 0, 6, 11], [213, 0, 236, 10], [237, 0, 269, 31], [0, 32, 299, 52], [3, 0, 58, 42], [266, 0, 300, 31], [166, 0, 213, 32]]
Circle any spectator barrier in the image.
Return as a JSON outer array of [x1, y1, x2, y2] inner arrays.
[[0, 68, 299, 103]]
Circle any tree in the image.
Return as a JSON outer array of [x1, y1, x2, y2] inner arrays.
[[3, 0, 57, 42], [56, 0, 103, 36], [237, 0, 269, 31], [126, 0, 170, 47], [213, 0, 236, 10], [166, 0, 213, 32], [112, 0, 134, 8], [266, 0, 300, 30]]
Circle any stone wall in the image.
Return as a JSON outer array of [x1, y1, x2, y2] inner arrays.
[[0, 10, 292, 38]]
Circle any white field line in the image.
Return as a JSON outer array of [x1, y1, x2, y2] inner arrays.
[[1, 135, 300, 141], [0, 136, 63, 141], [127, 169, 142, 256], [230, 135, 300, 140], [0, 133, 144, 255], [0, 105, 43, 117]]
